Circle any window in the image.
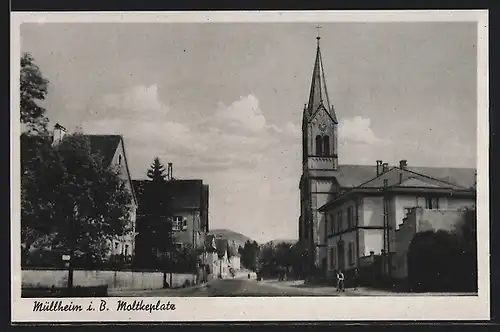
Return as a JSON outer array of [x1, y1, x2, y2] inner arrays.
[[329, 247, 336, 270], [125, 244, 129, 256], [182, 219, 188, 231], [331, 247, 336, 269], [347, 206, 354, 228], [315, 135, 323, 155], [172, 216, 183, 231], [348, 242, 355, 266], [114, 242, 119, 251], [337, 211, 343, 232], [118, 155, 122, 165], [323, 135, 330, 156], [425, 197, 439, 209], [330, 214, 335, 234]]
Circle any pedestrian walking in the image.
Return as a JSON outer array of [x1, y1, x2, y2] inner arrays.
[[337, 270, 345, 292], [353, 268, 360, 291]]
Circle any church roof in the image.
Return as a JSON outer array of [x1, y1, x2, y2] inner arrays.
[[309, 164, 476, 189], [306, 37, 338, 123]]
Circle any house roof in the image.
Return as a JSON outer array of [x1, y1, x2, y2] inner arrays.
[[202, 234, 217, 252], [85, 135, 122, 168], [215, 238, 228, 258], [305, 164, 476, 189], [318, 166, 476, 212], [355, 167, 467, 190], [85, 134, 138, 206], [133, 179, 204, 215]]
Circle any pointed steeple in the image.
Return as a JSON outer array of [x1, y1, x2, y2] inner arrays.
[[307, 35, 337, 123]]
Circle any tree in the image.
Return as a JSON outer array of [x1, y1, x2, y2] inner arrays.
[[20, 53, 49, 134], [143, 157, 169, 218], [134, 157, 175, 271], [240, 240, 259, 271], [21, 133, 133, 268], [147, 157, 167, 182]]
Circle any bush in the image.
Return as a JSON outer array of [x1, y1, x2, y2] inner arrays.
[[407, 229, 477, 293]]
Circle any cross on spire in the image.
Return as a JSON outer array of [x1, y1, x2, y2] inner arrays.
[[315, 24, 322, 43]]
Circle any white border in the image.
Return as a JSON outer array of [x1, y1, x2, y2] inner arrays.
[[11, 10, 490, 322]]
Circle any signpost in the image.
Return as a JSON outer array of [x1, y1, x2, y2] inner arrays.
[[62, 253, 73, 294]]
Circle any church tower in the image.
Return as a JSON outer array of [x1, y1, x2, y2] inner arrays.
[[299, 34, 339, 277]]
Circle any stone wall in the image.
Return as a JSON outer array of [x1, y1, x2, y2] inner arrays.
[[22, 269, 197, 290]]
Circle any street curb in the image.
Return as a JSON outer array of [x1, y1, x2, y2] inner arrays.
[[108, 282, 208, 296]]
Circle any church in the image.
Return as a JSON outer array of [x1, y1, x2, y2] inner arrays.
[[298, 35, 476, 281]]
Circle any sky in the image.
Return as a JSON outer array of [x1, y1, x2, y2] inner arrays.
[[20, 22, 477, 243]]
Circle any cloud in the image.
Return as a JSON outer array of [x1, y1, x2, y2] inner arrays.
[[283, 122, 301, 138], [338, 116, 391, 145], [81, 88, 297, 176], [89, 84, 170, 120], [209, 94, 287, 136]]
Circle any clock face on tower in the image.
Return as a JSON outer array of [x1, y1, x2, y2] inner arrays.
[[319, 122, 327, 132]]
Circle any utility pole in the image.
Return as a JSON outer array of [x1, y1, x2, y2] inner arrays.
[[382, 180, 388, 276], [382, 179, 392, 278], [67, 204, 78, 293]]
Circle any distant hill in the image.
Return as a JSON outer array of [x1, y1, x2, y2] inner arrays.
[[209, 229, 254, 249]]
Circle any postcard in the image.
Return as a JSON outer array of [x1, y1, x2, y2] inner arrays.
[[11, 10, 489, 322]]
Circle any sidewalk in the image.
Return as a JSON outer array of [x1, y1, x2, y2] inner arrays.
[[259, 279, 476, 297]]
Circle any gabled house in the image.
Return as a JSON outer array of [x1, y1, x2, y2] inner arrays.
[[198, 235, 240, 279], [51, 124, 138, 261], [133, 177, 209, 250]]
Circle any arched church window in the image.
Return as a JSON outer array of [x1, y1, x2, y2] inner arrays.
[[323, 135, 330, 156], [315, 135, 323, 156]]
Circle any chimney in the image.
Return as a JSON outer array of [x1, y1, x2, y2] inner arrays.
[[376, 160, 383, 176], [382, 162, 389, 173], [399, 159, 407, 169], [52, 123, 67, 146], [167, 163, 173, 180]]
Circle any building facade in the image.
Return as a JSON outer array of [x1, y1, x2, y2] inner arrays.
[[319, 165, 476, 279]]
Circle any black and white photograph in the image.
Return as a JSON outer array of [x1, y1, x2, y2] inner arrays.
[[11, 11, 489, 322]]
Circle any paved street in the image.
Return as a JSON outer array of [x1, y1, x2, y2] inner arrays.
[[110, 278, 344, 297], [109, 277, 478, 297]]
